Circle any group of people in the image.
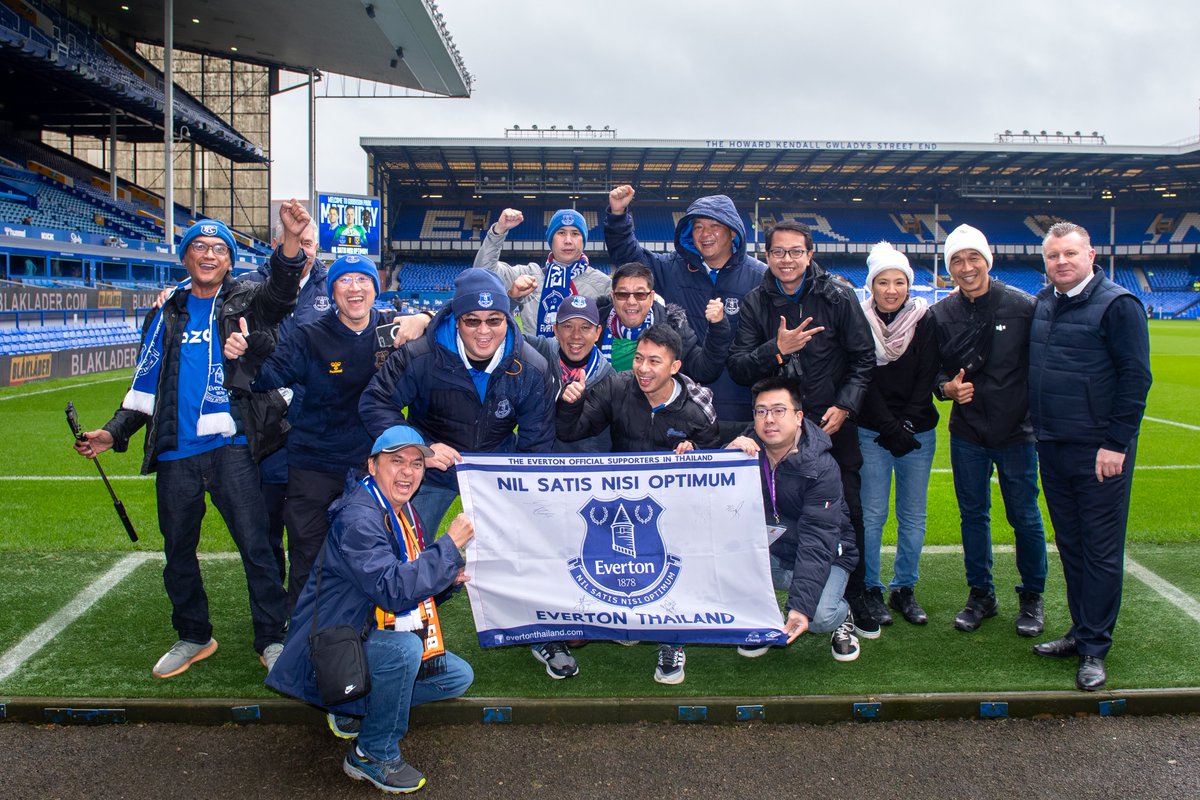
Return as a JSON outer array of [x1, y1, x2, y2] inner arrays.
[[73, 189, 1152, 794]]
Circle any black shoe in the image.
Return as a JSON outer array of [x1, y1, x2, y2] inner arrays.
[[888, 587, 928, 625], [847, 592, 881, 639], [953, 586, 998, 632], [1033, 635, 1078, 658], [865, 587, 893, 626], [1015, 590, 1044, 637], [1076, 655, 1107, 691]]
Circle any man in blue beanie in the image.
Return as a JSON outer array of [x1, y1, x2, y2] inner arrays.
[[225, 254, 402, 612], [473, 207, 611, 336], [73, 202, 310, 678], [359, 267, 557, 533]]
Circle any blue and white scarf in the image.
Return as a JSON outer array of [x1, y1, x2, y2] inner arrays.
[[536, 253, 590, 338], [598, 306, 656, 361], [124, 278, 235, 436]]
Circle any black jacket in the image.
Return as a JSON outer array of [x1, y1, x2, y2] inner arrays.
[[756, 418, 859, 619], [556, 372, 720, 452], [594, 297, 731, 385], [103, 247, 303, 472], [929, 279, 1035, 448], [728, 263, 875, 419], [858, 312, 940, 436]]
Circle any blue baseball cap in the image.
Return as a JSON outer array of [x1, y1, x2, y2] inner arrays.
[[370, 426, 435, 458], [179, 219, 237, 263]]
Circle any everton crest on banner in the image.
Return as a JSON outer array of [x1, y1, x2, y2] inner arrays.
[[457, 451, 786, 647]]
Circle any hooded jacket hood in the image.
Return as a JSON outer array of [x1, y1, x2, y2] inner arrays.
[[674, 195, 748, 268]]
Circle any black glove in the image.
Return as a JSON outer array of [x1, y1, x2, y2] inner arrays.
[[875, 423, 921, 458]]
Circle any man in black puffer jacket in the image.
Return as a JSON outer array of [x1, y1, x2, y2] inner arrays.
[[929, 223, 1048, 639], [728, 220, 878, 638]]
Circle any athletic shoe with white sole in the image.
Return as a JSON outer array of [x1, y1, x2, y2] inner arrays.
[[152, 638, 218, 679], [530, 642, 579, 679], [736, 644, 771, 658], [830, 613, 861, 662], [343, 746, 426, 794], [654, 644, 686, 684], [259, 642, 284, 673]]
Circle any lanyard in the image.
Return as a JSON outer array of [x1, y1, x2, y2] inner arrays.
[[761, 455, 780, 523]]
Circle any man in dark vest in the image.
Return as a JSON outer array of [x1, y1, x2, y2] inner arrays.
[[1028, 222, 1152, 691]]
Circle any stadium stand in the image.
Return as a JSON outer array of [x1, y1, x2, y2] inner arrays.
[[0, 320, 139, 355]]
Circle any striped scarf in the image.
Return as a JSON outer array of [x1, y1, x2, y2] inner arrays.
[[599, 306, 656, 363], [535, 253, 590, 337]]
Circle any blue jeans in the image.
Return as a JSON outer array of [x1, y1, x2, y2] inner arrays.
[[410, 480, 460, 537], [858, 426, 937, 590], [770, 556, 850, 634], [357, 629, 474, 763], [949, 436, 1048, 594], [155, 445, 287, 653]]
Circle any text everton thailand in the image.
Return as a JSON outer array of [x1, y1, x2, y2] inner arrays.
[[534, 610, 737, 625]]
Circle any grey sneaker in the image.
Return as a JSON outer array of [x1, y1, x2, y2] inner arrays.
[[654, 644, 686, 684], [531, 642, 579, 679], [327, 713, 361, 740], [343, 746, 426, 793], [152, 638, 218, 679], [259, 642, 284, 673]]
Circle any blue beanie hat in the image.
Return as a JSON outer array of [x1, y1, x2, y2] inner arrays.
[[451, 268, 510, 316], [546, 209, 588, 248], [326, 254, 380, 297], [179, 219, 237, 263]]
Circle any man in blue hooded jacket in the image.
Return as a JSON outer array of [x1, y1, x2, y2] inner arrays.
[[358, 268, 557, 533], [265, 426, 474, 794], [605, 184, 767, 439]]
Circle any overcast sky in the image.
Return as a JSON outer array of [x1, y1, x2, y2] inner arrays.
[[269, 0, 1200, 200]]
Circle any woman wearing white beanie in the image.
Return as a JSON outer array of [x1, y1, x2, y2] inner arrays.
[[856, 242, 940, 626]]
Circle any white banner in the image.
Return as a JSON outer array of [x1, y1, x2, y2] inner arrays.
[[458, 451, 786, 648]]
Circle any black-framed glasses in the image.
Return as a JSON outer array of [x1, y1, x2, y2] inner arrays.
[[189, 241, 230, 256], [613, 290, 651, 301], [752, 405, 796, 420], [459, 316, 506, 329], [767, 247, 811, 260]]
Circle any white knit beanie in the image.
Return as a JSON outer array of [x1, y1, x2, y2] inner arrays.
[[865, 241, 913, 288], [943, 224, 993, 268]]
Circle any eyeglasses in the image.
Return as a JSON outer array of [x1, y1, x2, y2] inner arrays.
[[613, 290, 652, 302], [752, 405, 797, 420], [459, 316, 506, 329], [767, 247, 811, 260], [335, 275, 373, 286], [189, 241, 230, 256]]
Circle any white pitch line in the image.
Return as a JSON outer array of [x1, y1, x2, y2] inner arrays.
[[1125, 557, 1200, 624], [0, 374, 127, 402], [928, 465, 1199, 474], [0, 552, 240, 684], [0, 475, 153, 481], [1144, 416, 1200, 432]]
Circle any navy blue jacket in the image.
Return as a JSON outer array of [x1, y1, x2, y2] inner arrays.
[[756, 419, 859, 619], [251, 308, 396, 473], [265, 477, 464, 714], [605, 195, 767, 421], [1029, 269, 1151, 451], [243, 259, 331, 343], [358, 307, 557, 490]]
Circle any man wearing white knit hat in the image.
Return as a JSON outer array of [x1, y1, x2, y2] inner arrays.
[[930, 224, 1048, 639]]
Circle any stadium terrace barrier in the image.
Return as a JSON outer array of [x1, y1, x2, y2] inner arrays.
[[2, 340, 139, 387], [0, 282, 160, 317]]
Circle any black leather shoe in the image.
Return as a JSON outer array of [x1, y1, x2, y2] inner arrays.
[[866, 587, 893, 626], [1033, 635, 1077, 658], [1076, 655, 1107, 691], [1015, 590, 1044, 637], [953, 586, 998, 632], [888, 587, 928, 625]]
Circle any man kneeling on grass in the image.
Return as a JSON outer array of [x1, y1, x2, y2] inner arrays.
[[726, 377, 863, 662], [267, 426, 474, 794]]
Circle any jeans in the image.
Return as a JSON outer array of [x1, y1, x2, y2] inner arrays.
[[858, 426, 937, 590], [769, 556, 850, 634], [949, 435, 1048, 594], [155, 445, 288, 653], [410, 481, 460, 537], [357, 629, 474, 763]]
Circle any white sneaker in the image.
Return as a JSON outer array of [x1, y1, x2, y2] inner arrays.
[[152, 638, 218, 678], [654, 644, 686, 684], [736, 644, 771, 658], [259, 642, 284, 673]]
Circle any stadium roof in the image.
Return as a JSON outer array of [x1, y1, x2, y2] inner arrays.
[[361, 136, 1200, 207], [73, 0, 471, 96]]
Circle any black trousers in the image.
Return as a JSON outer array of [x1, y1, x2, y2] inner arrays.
[[282, 466, 346, 613], [1037, 438, 1137, 659], [828, 420, 866, 596]]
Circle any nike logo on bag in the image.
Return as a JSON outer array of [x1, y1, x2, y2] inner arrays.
[[344, 684, 357, 694]]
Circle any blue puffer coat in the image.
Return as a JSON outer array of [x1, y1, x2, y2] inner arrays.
[[604, 194, 767, 421], [264, 477, 464, 714]]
